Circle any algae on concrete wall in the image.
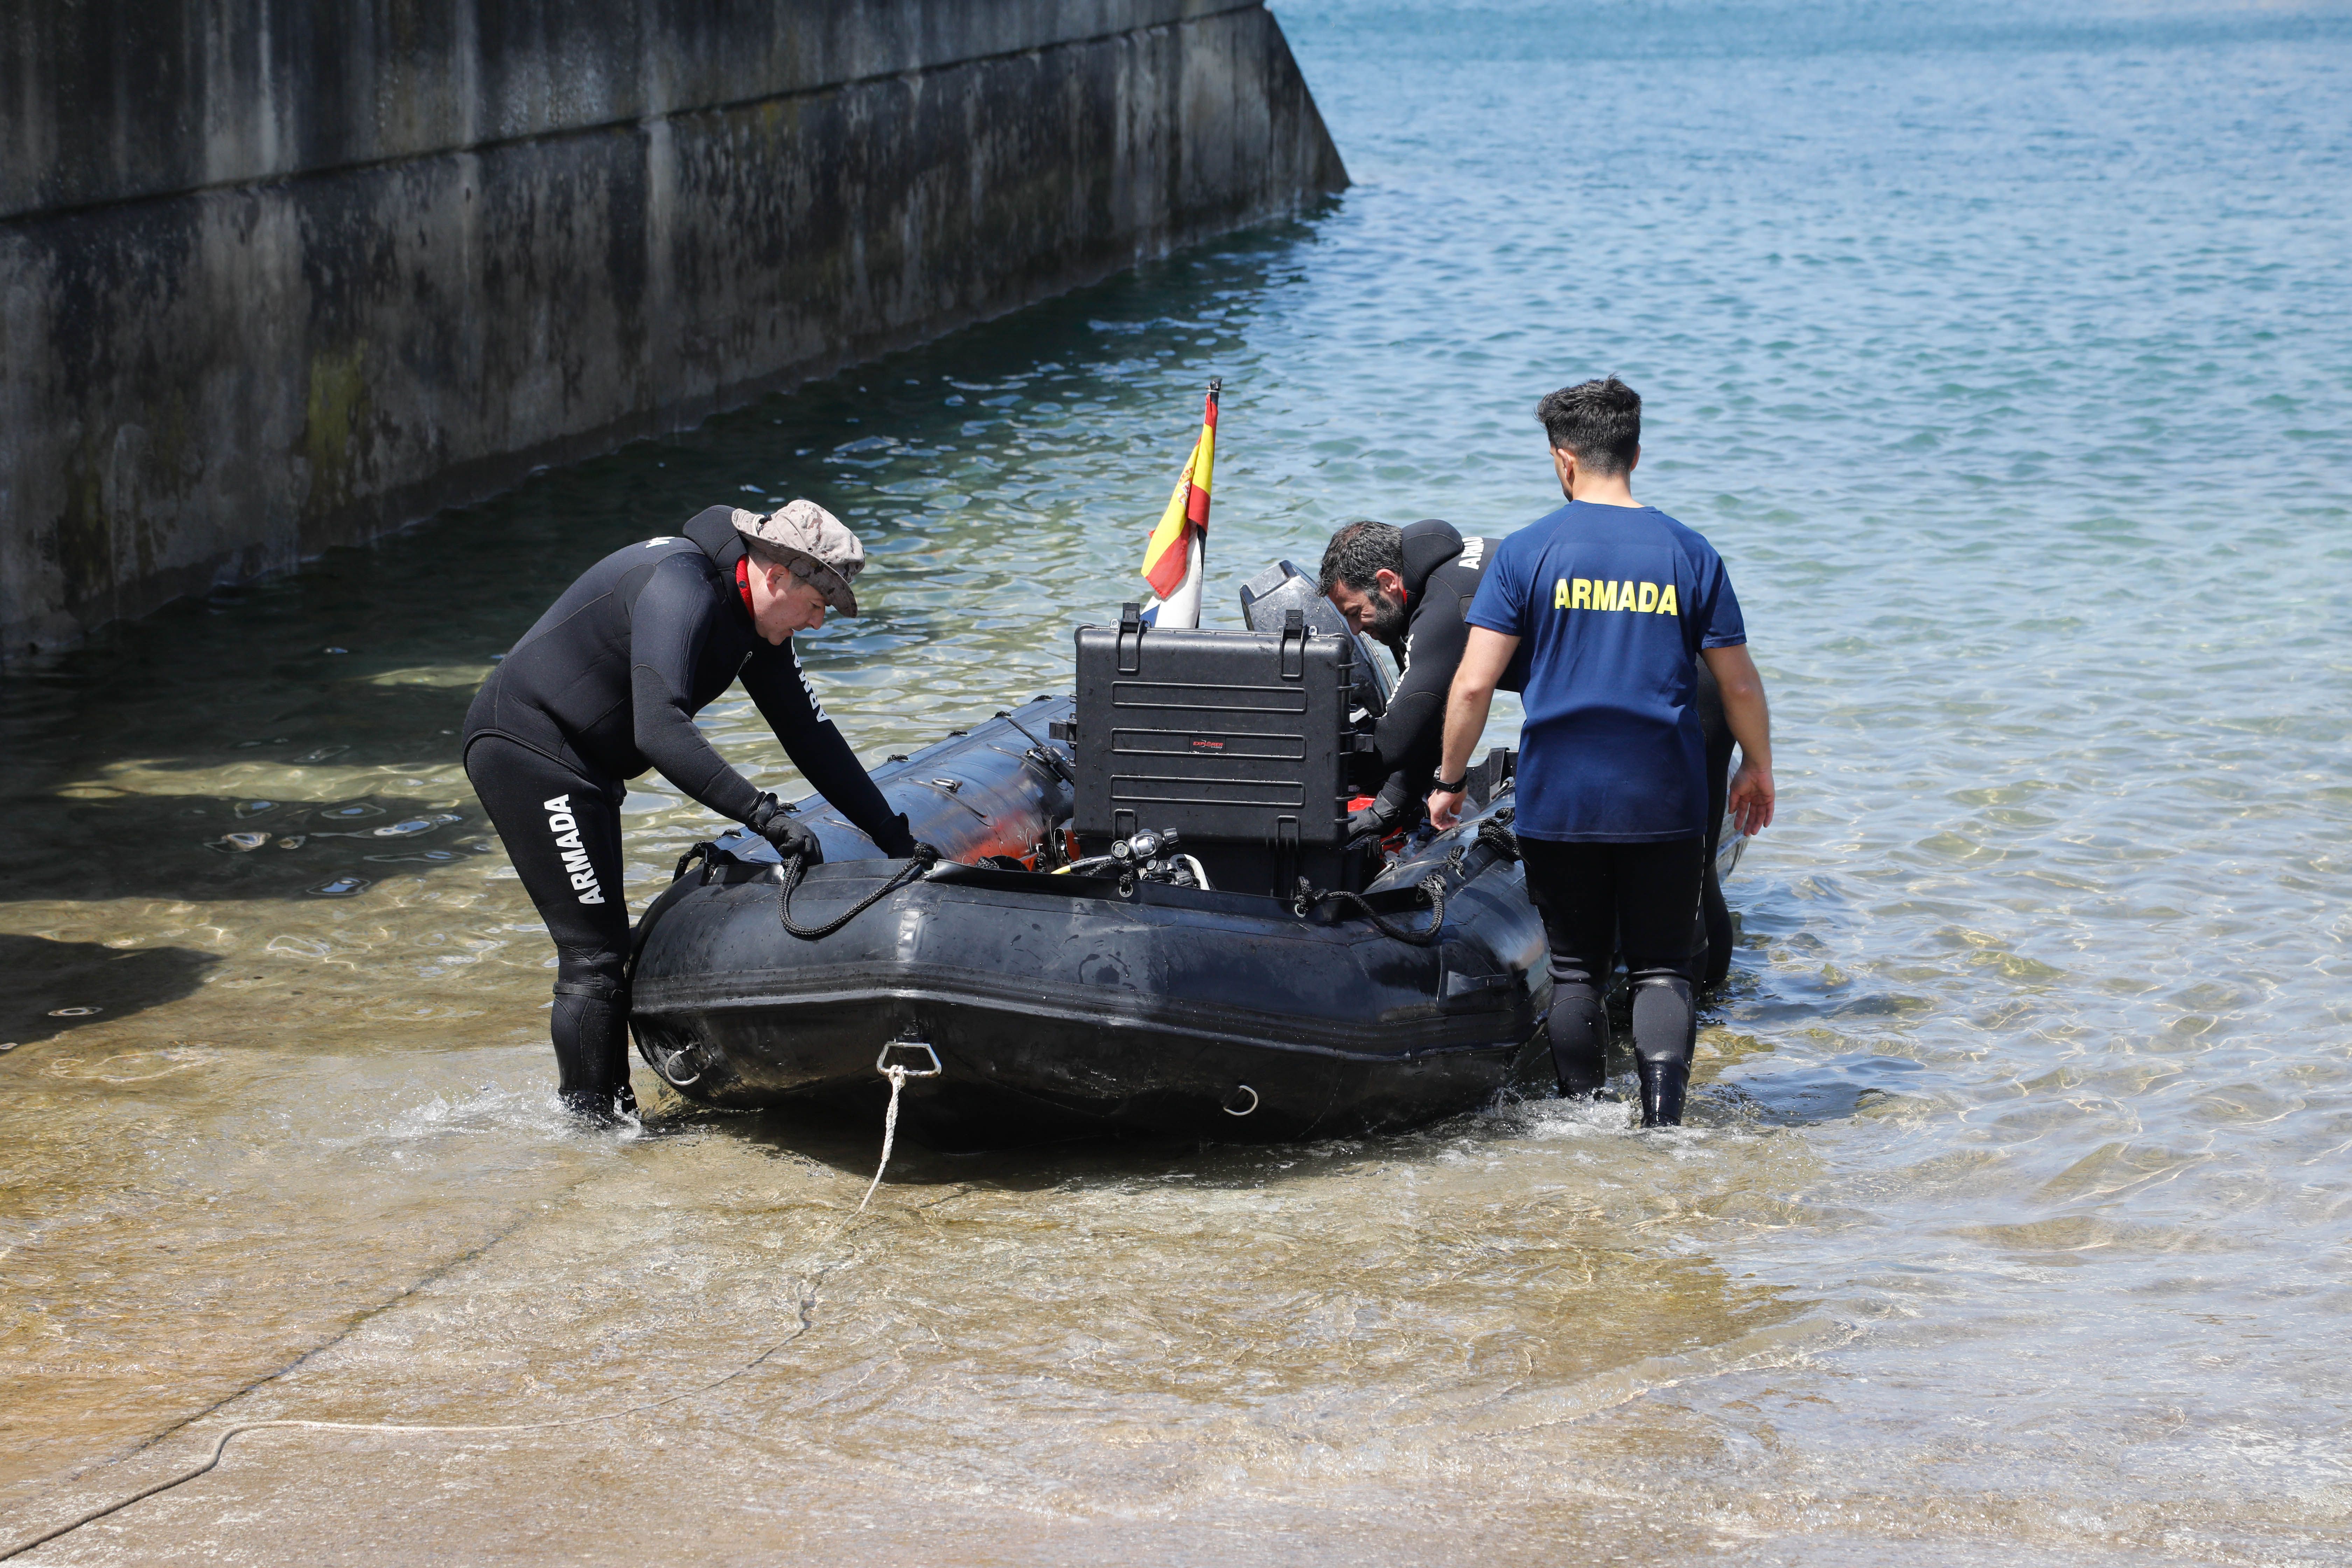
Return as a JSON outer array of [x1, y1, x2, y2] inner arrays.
[[0, 0, 1346, 655]]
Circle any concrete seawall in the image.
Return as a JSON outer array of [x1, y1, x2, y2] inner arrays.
[[0, 1, 1345, 655]]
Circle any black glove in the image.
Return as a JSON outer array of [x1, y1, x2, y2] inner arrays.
[[873, 811, 923, 860], [747, 793, 822, 864], [1347, 802, 1398, 845]]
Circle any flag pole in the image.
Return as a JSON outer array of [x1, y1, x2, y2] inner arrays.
[[1188, 378, 1218, 618], [1140, 377, 1220, 629]]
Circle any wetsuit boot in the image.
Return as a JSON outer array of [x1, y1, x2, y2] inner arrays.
[[1638, 1059, 1688, 1127], [1546, 945, 1611, 1096], [1630, 970, 1698, 1128], [551, 975, 635, 1125], [1548, 981, 1609, 1096]]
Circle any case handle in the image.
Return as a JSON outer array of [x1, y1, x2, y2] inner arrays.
[[1279, 607, 1307, 679]]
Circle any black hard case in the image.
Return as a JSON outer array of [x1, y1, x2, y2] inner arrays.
[[1071, 608, 1361, 897]]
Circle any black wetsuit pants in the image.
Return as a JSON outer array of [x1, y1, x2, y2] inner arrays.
[[463, 735, 634, 1107], [1518, 836, 1706, 1093]]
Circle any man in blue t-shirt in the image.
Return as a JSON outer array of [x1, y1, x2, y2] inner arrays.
[[1427, 377, 1776, 1127]]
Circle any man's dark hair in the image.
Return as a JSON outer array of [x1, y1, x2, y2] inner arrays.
[[1535, 376, 1641, 475], [1317, 519, 1404, 597]]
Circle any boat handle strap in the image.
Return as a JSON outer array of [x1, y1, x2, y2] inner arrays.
[[778, 844, 940, 941]]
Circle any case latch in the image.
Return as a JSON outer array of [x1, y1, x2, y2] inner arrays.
[[1118, 601, 1146, 674], [1271, 814, 1302, 892], [1279, 607, 1307, 679]]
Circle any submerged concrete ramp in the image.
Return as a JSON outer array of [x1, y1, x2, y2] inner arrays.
[[0, 1, 1346, 654]]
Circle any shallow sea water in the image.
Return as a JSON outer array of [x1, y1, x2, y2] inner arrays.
[[4, 1, 2350, 1561]]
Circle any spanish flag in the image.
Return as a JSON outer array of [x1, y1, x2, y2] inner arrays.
[[1140, 380, 1218, 627]]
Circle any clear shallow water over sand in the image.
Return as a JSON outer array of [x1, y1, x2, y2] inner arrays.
[[4, 1, 2349, 1560]]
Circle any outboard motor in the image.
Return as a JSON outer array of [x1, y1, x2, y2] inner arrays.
[[1238, 560, 1391, 720]]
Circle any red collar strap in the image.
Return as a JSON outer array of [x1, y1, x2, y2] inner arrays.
[[735, 554, 756, 617]]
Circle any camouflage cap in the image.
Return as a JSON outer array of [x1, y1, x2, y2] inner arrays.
[[734, 498, 864, 615]]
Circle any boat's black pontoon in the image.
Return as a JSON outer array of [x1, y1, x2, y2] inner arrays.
[[628, 566, 1734, 1147]]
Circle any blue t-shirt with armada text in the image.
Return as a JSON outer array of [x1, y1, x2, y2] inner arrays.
[[1465, 501, 1746, 842]]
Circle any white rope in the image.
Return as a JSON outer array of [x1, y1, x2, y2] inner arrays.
[[2, 1073, 922, 1561], [858, 1064, 912, 1214]]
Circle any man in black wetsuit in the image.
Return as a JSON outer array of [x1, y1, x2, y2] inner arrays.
[[463, 499, 919, 1123], [1318, 518, 1527, 838]]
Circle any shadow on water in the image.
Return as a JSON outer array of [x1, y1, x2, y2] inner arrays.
[[1720, 1062, 1898, 1125], [0, 792, 489, 904], [0, 933, 219, 1046], [654, 1094, 1282, 1190], [0, 226, 1318, 905], [661, 1088, 1552, 1194]]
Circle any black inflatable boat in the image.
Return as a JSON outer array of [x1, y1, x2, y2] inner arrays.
[[628, 566, 1736, 1147]]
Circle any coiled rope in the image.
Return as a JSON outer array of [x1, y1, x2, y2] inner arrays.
[[778, 846, 939, 941], [0, 1077, 927, 1560], [1303, 874, 1450, 946], [1475, 816, 1520, 862]]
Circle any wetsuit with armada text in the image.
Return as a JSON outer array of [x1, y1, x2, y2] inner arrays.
[[462, 505, 912, 1114]]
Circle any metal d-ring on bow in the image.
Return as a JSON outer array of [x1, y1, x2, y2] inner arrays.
[[777, 843, 940, 941]]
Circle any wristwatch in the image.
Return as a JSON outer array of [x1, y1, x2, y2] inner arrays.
[[1433, 774, 1468, 794]]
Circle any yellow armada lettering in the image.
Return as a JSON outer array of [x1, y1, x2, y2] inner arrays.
[[1558, 577, 1693, 614]]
